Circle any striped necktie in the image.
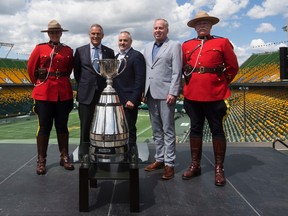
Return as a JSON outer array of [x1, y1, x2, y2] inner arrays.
[[93, 47, 100, 71]]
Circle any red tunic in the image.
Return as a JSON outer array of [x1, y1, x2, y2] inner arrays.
[[27, 43, 73, 101], [182, 36, 239, 101]]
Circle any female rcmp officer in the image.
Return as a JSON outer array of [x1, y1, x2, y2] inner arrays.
[[27, 20, 74, 175]]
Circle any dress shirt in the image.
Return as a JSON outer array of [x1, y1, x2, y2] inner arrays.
[[117, 47, 132, 60], [90, 43, 102, 62], [152, 42, 163, 62]]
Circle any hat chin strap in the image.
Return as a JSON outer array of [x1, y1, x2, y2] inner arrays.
[[49, 41, 60, 46], [197, 34, 212, 40]]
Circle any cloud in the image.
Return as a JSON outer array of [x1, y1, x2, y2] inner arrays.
[[234, 45, 250, 65], [250, 38, 287, 53], [211, 0, 249, 21], [0, 0, 26, 15], [247, 0, 288, 19], [0, 0, 194, 58], [0, 0, 286, 67], [256, 23, 276, 33]]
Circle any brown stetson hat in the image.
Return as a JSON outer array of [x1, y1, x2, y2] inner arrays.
[[187, 11, 219, 28], [41, 19, 68, 32]]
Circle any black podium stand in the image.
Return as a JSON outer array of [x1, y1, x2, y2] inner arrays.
[[79, 146, 139, 212]]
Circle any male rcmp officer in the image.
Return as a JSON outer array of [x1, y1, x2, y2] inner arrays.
[[182, 11, 239, 186]]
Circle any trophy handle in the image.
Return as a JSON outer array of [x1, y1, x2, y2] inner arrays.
[[117, 58, 127, 76], [92, 58, 127, 78], [92, 58, 101, 76]]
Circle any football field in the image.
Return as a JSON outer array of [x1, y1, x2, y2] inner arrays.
[[0, 109, 191, 144]]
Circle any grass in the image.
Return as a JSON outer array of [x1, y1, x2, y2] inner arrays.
[[0, 109, 153, 143]]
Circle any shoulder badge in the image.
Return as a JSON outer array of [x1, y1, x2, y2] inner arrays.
[[61, 43, 72, 49], [37, 42, 48, 46], [183, 38, 198, 44], [211, 35, 224, 39]]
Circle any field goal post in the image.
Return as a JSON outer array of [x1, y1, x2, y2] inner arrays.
[[0, 42, 14, 58]]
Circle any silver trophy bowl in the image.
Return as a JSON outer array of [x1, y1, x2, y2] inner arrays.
[[90, 58, 129, 162]]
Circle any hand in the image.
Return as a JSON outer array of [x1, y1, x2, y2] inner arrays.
[[125, 101, 135, 109], [142, 97, 147, 103], [166, 94, 176, 105]]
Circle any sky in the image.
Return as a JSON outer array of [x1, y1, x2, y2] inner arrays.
[[0, 0, 287, 65]]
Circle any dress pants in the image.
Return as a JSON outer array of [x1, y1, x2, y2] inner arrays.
[[184, 99, 228, 140], [147, 94, 176, 166], [34, 99, 73, 136], [78, 92, 101, 159], [124, 107, 138, 147]]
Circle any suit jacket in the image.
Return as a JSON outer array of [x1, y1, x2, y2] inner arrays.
[[74, 44, 115, 104], [113, 48, 146, 107], [143, 38, 182, 99]]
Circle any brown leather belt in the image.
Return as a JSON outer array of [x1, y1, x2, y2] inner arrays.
[[48, 71, 70, 78], [193, 66, 219, 74]]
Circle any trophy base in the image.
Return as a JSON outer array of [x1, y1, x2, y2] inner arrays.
[[89, 145, 129, 163]]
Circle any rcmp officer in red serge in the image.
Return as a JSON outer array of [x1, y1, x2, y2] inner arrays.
[[27, 19, 74, 175], [182, 11, 239, 186]]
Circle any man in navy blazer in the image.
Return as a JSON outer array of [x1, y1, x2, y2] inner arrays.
[[74, 24, 115, 160], [113, 31, 146, 152], [143, 19, 182, 180]]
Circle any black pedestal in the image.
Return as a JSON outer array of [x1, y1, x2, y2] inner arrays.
[[79, 148, 139, 212]]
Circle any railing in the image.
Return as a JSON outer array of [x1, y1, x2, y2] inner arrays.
[[272, 139, 288, 149]]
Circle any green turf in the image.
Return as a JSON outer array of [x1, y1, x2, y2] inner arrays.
[[0, 109, 153, 143]]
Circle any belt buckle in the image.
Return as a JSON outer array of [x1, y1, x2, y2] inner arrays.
[[198, 66, 205, 74], [55, 71, 60, 79]]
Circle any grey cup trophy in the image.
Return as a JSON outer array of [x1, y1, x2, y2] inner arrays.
[[90, 58, 128, 162]]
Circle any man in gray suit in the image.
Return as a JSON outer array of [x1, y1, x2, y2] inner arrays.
[[143, 18, 182, 180], [74, 24, 115, 160]]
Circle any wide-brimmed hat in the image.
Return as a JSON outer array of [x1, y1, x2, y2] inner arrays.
[[41, 19, 68, 32], [187, 11, 219, 28]]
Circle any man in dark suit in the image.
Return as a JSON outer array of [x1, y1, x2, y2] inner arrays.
[[113, 31, 146, 151], [74, 24, 115, 160]]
